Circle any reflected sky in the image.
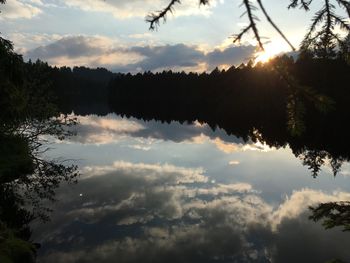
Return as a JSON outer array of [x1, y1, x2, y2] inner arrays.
[[35, 114, 350, 263]]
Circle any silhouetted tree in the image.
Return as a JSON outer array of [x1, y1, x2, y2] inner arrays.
[[0, 37, 78, 262], [309, 201, 350, 231]]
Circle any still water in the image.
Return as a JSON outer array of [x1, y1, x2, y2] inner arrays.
[[34, 114, 350, 262]]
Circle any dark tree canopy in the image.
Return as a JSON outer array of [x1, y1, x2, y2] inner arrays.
[[0, 37, 78, 262]]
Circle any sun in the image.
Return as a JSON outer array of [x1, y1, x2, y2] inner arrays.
[[254, 40, 292, 64]]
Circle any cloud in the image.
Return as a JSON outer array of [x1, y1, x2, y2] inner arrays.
[[206, 45, 256, 68], [192, 183, 255, 196], [35, 160, 265, 262], [4, 32, 62, 53], [127, 44, 204, 71], [25, 35, 144, 68], [63, 113, 274, 156], [229, 160, 240, 165], [24, 35, 256, 72], [64, 114, 274, 156], [82, 161, 207, 183], [26, 35, 104, 59], [33, 159, 350, 263], [65, 113, 245, 146], [271, 188, 350, 228], [62, 0, 218, 19], [0, 0, 41, 19], [212, 138, 241, 153], [67, 114, 145, 144]]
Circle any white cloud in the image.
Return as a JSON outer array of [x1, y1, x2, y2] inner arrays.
[[4, 32, 62, 53], [212, 137, 241, 153], [68, 114, 145, 144], [82, 161, 207, 183], [64, 114, 247, 148], [62, 0, 218, 19], [229, 160, 240, 165], [0, 0, 41, 19], [272, 188, 350, 228], [128, 144, 151, 151]]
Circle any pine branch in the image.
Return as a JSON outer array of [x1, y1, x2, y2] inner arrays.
[[146, 0, 211, 30], [288, 0, 313, 10], [256, 0, 296, 50], [234, 0, 264, 50], [146, 0, 181, 30], [331, 14, 350, 31], [337, 0, 350, 17], [324, 0, 333, 39]]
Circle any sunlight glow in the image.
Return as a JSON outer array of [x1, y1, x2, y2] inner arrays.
[[254, 40, 292, 64]]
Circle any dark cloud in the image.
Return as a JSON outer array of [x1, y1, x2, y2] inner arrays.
[[129, 44, 204, 71], [26, 36, 104, 59], [206, 45, 256, 68], [25, 36, 256, 72], [270, 212, 350, 262]]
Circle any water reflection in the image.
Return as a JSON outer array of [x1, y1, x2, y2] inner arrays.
[[69, 114, 245, 146], [33, 114, 350, 262]]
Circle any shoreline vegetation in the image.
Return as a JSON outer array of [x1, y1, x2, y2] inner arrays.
[[0, 37, 78, 263]]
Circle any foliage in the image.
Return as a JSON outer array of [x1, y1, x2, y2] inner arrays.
[[339, 33, 350, 62], [309, 201, 350, 231], [0, 223, 36, 263], [0, 37, 78, 261]]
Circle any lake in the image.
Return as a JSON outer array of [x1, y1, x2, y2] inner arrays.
[[33, 113, 350, 263]]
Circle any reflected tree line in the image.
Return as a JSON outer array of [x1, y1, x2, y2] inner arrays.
[[1, 33, 350, 261]]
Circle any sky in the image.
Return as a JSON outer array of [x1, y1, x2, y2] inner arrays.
[[0, 0, 329, 72]]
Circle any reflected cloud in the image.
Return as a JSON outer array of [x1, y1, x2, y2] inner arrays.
[[242, 141, 275, 152], [68, 114, 145, 144], [212, 138, 241, 153], [66, 114, 274, 155], [229, 160, 240, 165], [128, 144, 151, 151], [34, 159, 350, 263], [82, 161, 207, 183], [271, 188, 350, 228]]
